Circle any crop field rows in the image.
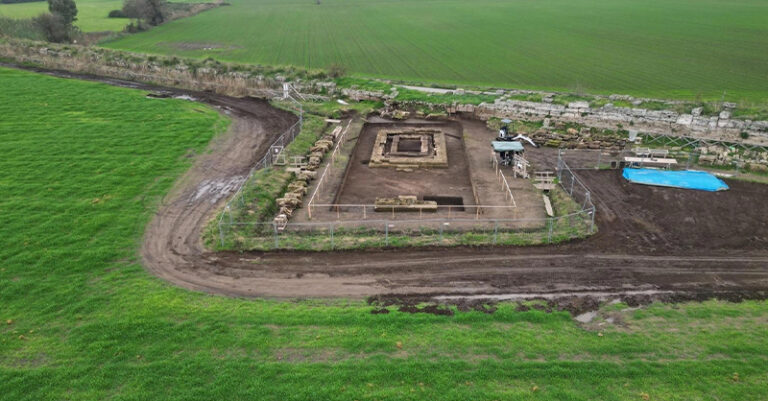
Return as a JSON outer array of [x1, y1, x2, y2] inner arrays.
[[101, 0, 768, 102]]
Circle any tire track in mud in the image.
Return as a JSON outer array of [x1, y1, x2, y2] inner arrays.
[[8, 63, 768, 302]]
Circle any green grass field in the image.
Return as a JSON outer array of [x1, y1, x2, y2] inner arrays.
[[0, 0, 127, 32], [0, 0, 200, 32], [101, 0, 768, 102], [2, 67, 768, 400]]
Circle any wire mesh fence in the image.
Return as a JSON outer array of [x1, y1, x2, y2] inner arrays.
[[213, 151, 597, 250], [556, 153, 596, 218], [556, 148, 700, 170], [217, 209, 594, 251], [306, 204, 519, 221], [217, 89, 304, 228], [213, 128, 607, 251]]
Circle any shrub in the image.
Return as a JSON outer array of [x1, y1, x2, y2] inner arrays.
[[124, 20, 149, 33], [740, 131, 749, 139], [0, 16, 46, 40], [48, 0, 78, 25], [327, 63, 347, 78], [122, 0, 167, 25], [108, 9, 128, 18], [34, 12, 74, 42]]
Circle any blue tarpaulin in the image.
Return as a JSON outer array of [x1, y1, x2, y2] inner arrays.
[[622, 168, 729, 191]]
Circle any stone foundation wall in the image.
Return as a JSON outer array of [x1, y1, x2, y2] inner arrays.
[[448, 100, 768, 147]]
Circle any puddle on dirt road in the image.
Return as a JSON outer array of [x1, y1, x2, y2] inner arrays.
[[574, 310, 598, 323], [190, 177, 246, 204]]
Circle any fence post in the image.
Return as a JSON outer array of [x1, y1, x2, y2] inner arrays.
[[330, 222, 334, 250], [569, 174, 575, 196], [596, 151, 602, 169], [590, 207, 596, 234], [218, 218, 225, 247], [547, 217, 554, 243], [385, 221, 389, 246], [439, 220, 444, 241], [273, 222, 279, 249], [493, 220, 498, 245]]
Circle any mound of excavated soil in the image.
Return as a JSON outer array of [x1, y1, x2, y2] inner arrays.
[[577, 169, 768, 254]]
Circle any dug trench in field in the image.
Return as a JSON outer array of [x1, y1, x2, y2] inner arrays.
[[181, 162, 768, 299], [138, 88, 768, 300], [139, 98, 768, 300], [12, 62, 767, 302]]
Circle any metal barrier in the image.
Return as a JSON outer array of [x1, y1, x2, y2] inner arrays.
[[217, 87, 304, 244], [556, 150, 596, 233], [491, 156, 518, 207], [306, 120, 353, 219], [307, 203, 518, 221], [216, 133, 601, 250], [218, 209, 593, 251]]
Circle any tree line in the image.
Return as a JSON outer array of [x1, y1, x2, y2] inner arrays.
[[14, 0, 168, 42], [109, 0, 168, 32]]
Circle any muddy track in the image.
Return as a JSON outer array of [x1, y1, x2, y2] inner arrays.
[[9, 63, 768, 303]]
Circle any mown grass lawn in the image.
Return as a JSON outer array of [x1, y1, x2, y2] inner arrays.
[[1, 67, 768, 400], [0, 0, 128, 32], [102, 0, 768, 103]]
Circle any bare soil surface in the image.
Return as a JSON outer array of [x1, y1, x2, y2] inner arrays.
[[163, 42, 240, 51], [164, 146, 768, 302], [8, 63, 768, 306], [184, 168, 768, 302], [337, 121, 475, 207], [462, 119, 544, 220], [300, 118, 541, 223]]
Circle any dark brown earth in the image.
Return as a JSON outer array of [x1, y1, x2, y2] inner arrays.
[[153, 146, 768, 302], [336, 121, 474, 206], [8, 63, 768, 307]]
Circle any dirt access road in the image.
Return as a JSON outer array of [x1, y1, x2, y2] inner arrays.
[[9, 63, 767, 304], [143, 104, 768, 302]]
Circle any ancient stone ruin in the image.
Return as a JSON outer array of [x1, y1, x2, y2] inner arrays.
[[374, 195, 438, 212], [369, 128, 448, 169]]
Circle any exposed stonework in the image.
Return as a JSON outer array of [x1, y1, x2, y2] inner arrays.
[[697, 145, 768, 170], [369, 129, 448, 168], [373, 196, 438, 212], [445, 100, 768, 147], [0, 38, 333, 99]]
